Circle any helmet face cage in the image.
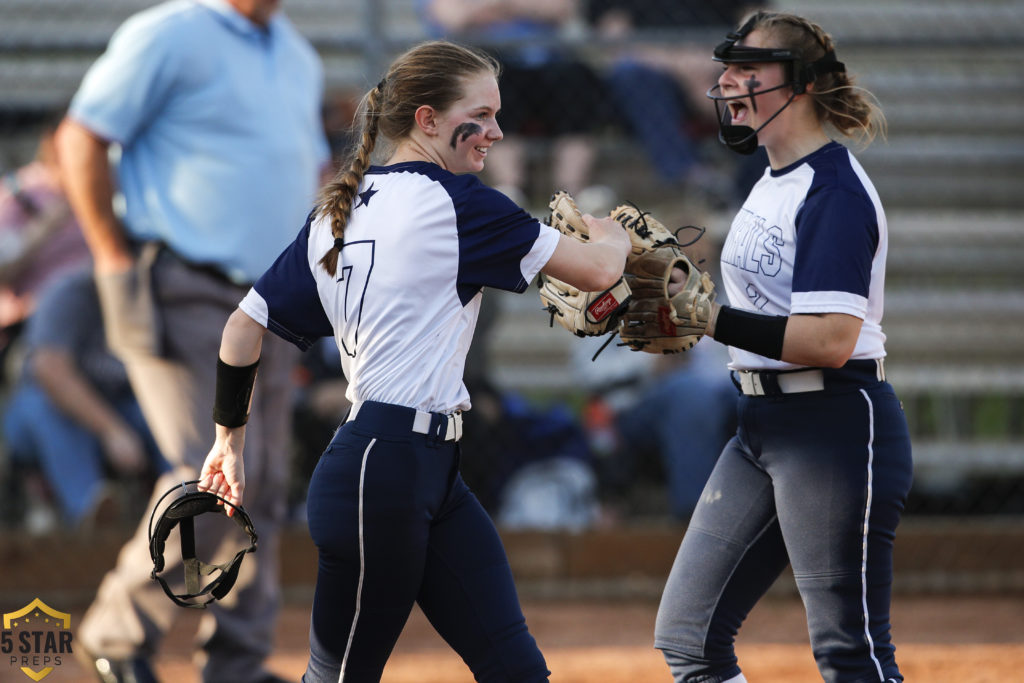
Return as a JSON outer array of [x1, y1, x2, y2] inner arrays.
[[706, 14, 845, 154], [148, 480, 259, 609]]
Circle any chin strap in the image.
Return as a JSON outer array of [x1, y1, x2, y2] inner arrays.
[[153, 538, 251, 609], [149, 481, 258, 609]]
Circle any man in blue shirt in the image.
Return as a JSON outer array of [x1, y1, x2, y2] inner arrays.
[[55, 1, 329, 681]]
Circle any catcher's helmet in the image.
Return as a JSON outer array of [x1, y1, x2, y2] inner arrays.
[[706, 11, 845, 154], [148, 480, 258, 609]]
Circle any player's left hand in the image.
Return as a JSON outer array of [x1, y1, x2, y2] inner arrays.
[[667, 266, 687, 296], [612, 203, 717, 354]]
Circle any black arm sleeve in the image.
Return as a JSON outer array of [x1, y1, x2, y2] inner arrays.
[[712, 305, 788, 360]]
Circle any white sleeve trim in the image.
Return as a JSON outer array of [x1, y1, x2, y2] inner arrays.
[[791, 290, 867, 319], [237, 288, 270, 327], [519, 222, 560, 284]]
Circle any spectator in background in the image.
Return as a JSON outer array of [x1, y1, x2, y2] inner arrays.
[[0, 116, 91, 377], [614, 343, 735, 519], [572, 336, 735, 521], [588, 0, 758, 205], [2, 267, 167, 530], [419, 0, 616, 212], [572, 228, 735, 521], [460, 379, 600, 530], [54, 0, 330, 681]]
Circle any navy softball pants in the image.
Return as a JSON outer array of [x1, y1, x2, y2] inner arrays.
[[654, 372, 913, 683], [302, 401, 549, 683]]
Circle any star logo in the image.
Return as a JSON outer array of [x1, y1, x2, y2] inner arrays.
[[3, 598, 73, 681], [356, 184, 378, 208]]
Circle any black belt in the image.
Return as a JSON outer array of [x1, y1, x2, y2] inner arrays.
[[151, 241, 250, 288]]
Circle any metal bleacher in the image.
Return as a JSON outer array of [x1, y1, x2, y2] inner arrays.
[[771, 1, 1024, 477], [2, 0, 1023, 481], [489, 0, 1024, 480]]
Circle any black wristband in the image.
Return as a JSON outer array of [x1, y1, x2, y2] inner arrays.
[[213, 357, 260, 428], [713, 306, 788, 360]]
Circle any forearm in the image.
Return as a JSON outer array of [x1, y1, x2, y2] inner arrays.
[[543, 235, 627, 292], [32, 349, 128, 437], [503, 0, 575, 22], [709, 305, 861, 367], [581, 240, 628, 290], [54, 119, 132, 271], [778, 313, 862, 367], [428, 0, 574, 31], [212, 309, 267, 430]]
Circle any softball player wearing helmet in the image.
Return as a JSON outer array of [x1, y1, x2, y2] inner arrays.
[[199, 40, 630, 683], [654, 11, 912, 683]]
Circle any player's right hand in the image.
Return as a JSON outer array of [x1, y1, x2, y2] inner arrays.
[[199, 425, 246, 516], [583, 214, 631, 257]]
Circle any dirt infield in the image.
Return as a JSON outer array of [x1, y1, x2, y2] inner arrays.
[[6, 523, 1023, 682], [44, 595, 1024, 682]]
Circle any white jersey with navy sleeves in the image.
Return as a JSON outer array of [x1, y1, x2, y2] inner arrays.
[[720, 141, 888, 371], [239, 161, 559, 414]]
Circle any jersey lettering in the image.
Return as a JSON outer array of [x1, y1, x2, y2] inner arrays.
[[745, 283, 770, 310], [336, 240, 375, 357], [723, 208, 784, 277], [756, 226, 784, 276]]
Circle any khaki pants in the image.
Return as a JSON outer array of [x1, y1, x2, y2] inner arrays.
[[81, 244, 298, 682]]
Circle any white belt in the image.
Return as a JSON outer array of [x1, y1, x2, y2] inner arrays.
[[347, 402, 463, 442], [738, 368, 824, 396], [737, 359, 885, 397]]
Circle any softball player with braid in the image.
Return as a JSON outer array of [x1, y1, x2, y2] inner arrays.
[[654, 11, 913, 683], [199, 40, 630, 683]]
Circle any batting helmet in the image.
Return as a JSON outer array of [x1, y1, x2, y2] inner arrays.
[[706, 11, 846, 154]]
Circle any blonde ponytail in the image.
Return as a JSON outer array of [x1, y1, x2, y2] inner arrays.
[[752, 11, 887, 146], [315, 83, 384, 276]]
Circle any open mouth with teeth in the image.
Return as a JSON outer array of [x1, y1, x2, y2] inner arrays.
[[728, 101, 750, 124]]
